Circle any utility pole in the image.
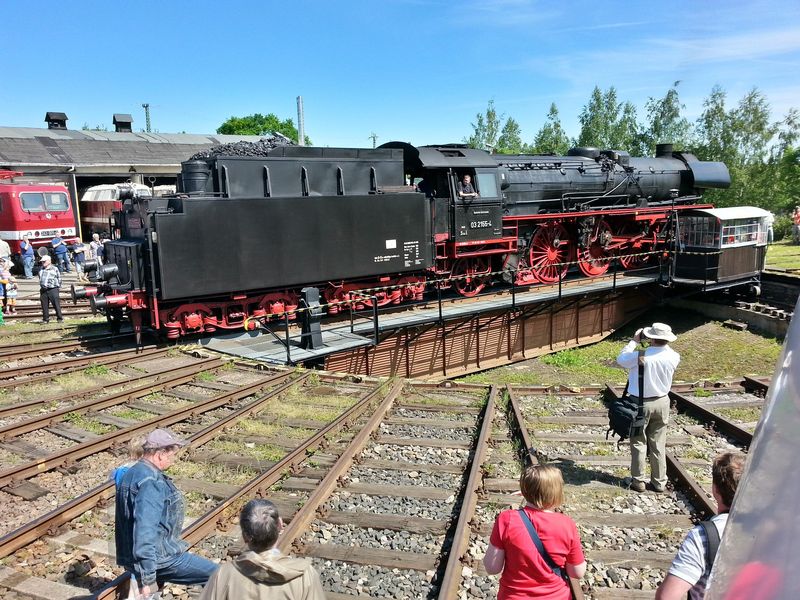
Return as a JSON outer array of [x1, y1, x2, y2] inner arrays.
[[296, 96, 305, 146], [141, 103, 151, 133], [368, 132, 378, 148]]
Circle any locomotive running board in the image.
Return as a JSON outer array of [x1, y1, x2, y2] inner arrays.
[[198, 327, 373, 366], [199, 271, 660, 369]]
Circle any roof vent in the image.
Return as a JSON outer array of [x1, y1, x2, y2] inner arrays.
[[45, 112, 68, 130], [113, 114, 133, 133]]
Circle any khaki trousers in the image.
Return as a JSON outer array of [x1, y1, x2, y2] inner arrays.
[[630, 395, 670, 489]]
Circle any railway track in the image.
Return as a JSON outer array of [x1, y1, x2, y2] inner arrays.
[[456, 380, 765, 599], [0, 371, 770, 599]]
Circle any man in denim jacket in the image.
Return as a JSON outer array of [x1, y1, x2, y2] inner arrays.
[[115, 429, 217, 597]]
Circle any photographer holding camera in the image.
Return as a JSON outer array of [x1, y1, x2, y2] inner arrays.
[[616, 323, 680, 493]]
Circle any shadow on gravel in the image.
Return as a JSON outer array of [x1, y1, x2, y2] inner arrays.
[[550, 459, 628, 488]]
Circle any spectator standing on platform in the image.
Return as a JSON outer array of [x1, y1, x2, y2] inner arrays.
[[199, 499, 326, 600], [655, 452, 746, 600], [51, 234, 71, 273], [38, 255, 63, 323], [72, 240, 88, 282], [116, 429, 216, 598], [616, 323, 680, 493], [89, 232, 105, 268], [20, 235, 35, 279], [483, 464, 586, 600]]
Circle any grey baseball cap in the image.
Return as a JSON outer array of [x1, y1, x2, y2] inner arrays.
[[142, 428, 188, 450]]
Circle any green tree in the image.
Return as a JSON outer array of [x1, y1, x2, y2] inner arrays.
[[465, 100, 503, 151], [531, 103, 571, 155], [216, 113, 310, 144], [577, 86, 641, 152], [497, 117, 524, 154], [693, 86, 787, 209], [641, 82, 691, 155]]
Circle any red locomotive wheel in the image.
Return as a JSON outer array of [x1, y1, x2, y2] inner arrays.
[[577, 220, 612, 277], [528, 223, 571, 283], [452, 257, 491, 297], [617, 225, 656, 270], [619, 250, 650, 270]]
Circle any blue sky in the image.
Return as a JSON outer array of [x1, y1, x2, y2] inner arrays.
[[2, 0, 799, 149]]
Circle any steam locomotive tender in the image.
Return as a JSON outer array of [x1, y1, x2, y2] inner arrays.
[[78, 142, 730, 339]]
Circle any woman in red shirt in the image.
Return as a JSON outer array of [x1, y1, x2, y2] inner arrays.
[[484, 465, 586, 600]]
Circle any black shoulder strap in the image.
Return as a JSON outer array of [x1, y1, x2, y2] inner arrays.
[[517, 509, 564, 578], [636, 350, 646, 418], [700, 519, 721, 571]]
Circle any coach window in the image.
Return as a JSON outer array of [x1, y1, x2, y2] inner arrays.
[[475, 172, 498, 199]]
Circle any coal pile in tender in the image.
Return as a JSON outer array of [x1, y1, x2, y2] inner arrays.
[[190, 134, 295, 160]]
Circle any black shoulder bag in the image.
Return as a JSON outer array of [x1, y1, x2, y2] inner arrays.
[[517, 509, 584, 600]]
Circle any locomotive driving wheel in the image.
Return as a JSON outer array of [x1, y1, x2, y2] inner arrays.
[[617, 224, 657, 270], [528, 222, 571, 283], [577, 219, 612, 277], [452, 257, 491, 297]]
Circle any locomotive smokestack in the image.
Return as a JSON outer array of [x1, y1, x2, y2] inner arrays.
[[656, 143, 674, 158]]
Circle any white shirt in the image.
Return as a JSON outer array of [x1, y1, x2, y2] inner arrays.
[[668, 513, 728, 600], [616, 341, 680, 397]]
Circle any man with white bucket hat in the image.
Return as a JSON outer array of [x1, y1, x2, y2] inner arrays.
[[617, 322, 680, 493]]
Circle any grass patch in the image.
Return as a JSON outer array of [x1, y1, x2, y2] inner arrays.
[[206, 439, 286, 462], [692, 389, 713, 397], [53, 372, 101, 391], [683, 447, 709, 460], [235, 419, 316, 440], [766, 239, 800, 270], [717, 406, 762, 423], [63, 412, 113, 435], [167, 460, 256, 484], [84, 364, 111, 377], [261, 404, 344, 423], [18, 383, 51, 400], [196, 371, 216, 382], [460, 306, 782, 387], [108, 407, 154, 421]]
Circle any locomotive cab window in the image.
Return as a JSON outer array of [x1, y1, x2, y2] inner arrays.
[[475, 172, 498, 199], [20, 192, 70, 212]]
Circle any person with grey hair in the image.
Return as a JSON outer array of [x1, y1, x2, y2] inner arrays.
[[116, 429, 216, 599], [198, 499, 325, 600]]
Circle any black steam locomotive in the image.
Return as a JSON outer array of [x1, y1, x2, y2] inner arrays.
[[76, 141, 730, 339]]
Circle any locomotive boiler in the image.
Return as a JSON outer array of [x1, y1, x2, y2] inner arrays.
[[77, 141, 730, 339]]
